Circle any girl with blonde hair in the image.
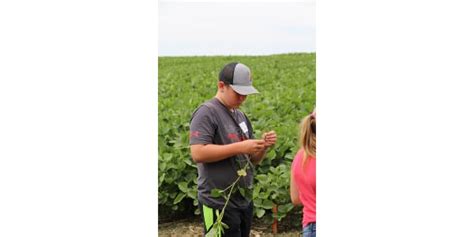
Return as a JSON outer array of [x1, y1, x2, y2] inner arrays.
[[290, 109, 316, 237]]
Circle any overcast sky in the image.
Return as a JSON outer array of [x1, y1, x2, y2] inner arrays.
[[158, 1, 315, 56]]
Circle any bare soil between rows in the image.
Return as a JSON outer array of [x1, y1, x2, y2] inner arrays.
[[158, 217, 301, 237]]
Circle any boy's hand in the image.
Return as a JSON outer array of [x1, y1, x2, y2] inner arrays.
[[262, 131, 277, 148], [241, 139, 266, 154]]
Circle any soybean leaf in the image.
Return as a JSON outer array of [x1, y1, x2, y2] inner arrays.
[[262, 199, 273, 209], [221, 222, 229, 229], [256, 208, 266, 218], [173, 192, 186, 205], [178, 182, 188, 192], [211, 188, 223, 198]]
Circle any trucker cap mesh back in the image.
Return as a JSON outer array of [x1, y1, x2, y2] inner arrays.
[[219, 62, 238, 84]]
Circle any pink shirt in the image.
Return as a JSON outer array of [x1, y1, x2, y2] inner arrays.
[[291, 148, 316, 227]]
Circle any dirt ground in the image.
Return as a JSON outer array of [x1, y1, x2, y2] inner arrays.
[[158, 217, 301, 237]]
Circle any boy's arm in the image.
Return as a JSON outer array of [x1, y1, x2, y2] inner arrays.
[[191, 139, 265, 163]]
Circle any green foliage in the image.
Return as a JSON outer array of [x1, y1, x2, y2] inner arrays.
[[158, 53, 316, 225], [254, 164, 294, 221]]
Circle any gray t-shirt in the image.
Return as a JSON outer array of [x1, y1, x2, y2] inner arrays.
[[189, 97, 255, 209]]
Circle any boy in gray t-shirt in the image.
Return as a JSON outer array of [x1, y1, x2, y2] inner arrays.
[[190, 62, 277, 237]]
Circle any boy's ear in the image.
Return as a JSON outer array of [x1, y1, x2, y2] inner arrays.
[[217, 81, 225, 89]]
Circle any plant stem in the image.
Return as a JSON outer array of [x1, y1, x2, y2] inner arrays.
[[214, 159, 252, 234]]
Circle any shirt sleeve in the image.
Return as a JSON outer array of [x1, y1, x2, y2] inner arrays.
[[189, 105, 216, 145]]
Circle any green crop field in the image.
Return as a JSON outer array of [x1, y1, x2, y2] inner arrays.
[[158, 53, 316, 232]]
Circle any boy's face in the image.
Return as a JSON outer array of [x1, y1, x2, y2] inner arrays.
[[219, 82, 247, 109]]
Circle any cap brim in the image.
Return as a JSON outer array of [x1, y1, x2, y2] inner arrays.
[[229, 85, 259, 95]]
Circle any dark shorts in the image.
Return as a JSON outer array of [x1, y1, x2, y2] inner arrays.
[[199, 202, 253, 237]]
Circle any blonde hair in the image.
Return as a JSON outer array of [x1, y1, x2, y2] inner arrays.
[[299, 113, 316, 167]]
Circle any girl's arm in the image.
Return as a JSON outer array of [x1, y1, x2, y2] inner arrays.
[[290, 172, 302, 205]]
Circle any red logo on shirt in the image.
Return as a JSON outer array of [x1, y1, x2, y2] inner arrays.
[[227, 133, 239, 141], [190, 131, 200, 138]]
